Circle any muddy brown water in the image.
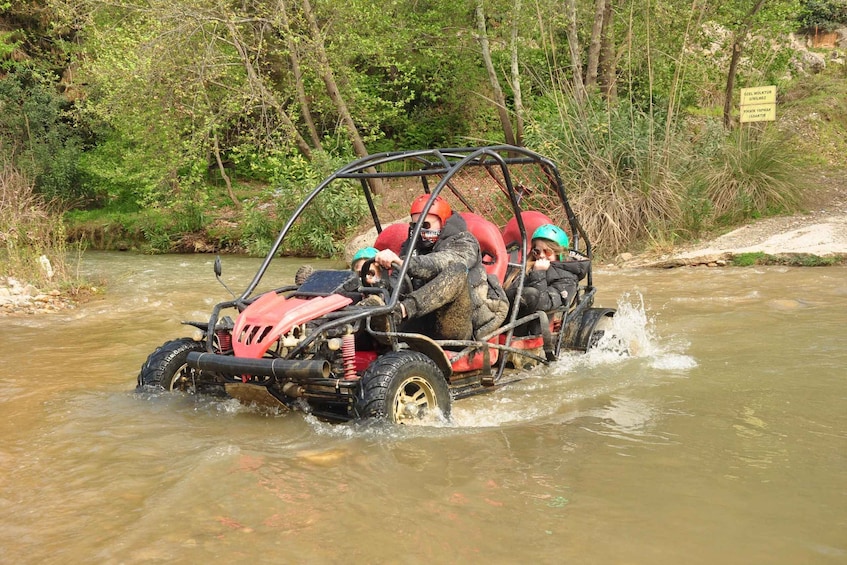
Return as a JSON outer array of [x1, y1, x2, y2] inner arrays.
[[1, 252, 846, 564]]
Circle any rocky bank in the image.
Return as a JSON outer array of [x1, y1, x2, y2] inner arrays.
[[0, 276, 78, 316]]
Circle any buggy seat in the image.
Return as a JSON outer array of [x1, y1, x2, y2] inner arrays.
[[373, 222, 408, 255], [461, 212, 508, 283], [501, 211, 555, 262]]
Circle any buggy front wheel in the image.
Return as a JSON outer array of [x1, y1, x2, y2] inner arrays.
[[137, 338, 206, 392], [357, 351, 451, 424]]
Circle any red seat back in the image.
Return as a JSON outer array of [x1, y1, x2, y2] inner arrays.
[[373, 222, 408, 255], [501, 211, 555, 248], [461, 212, 508, 283], [501, 211, 555, 260]]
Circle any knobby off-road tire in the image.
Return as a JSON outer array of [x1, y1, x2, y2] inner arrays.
[[137, 338, 206, 392], [357, 351, 451, 424]]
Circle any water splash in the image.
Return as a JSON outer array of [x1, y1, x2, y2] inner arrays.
[[579, 292, 697, 372], [446, 292, 698, 428], [595, 292, 655, 358]]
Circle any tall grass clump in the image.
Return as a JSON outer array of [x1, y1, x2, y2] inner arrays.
[[688, 125, 804, 225], [0, 164, 83, 290], [525, 94, 685, 255]]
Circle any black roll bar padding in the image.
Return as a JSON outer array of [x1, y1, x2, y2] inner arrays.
[[187, 352, 330, 380]]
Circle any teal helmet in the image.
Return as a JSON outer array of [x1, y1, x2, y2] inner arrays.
[[531, 224, 569, 249], [352, 246, 378, 264]]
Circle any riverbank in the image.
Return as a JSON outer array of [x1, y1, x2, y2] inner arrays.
[[4, 175, 846, 316], [0, 276, 79, 315], [612, 170, 847, 268]]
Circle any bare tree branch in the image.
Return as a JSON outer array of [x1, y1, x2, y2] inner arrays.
[[475, 0, 516, 145]]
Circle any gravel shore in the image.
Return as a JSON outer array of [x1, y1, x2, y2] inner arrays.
[[0, 277, 77, 316]]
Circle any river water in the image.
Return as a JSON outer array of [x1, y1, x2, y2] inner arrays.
[[1, 252, 845, 564]]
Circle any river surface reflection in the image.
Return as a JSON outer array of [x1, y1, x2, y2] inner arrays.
[[1, 252, 845, 564]]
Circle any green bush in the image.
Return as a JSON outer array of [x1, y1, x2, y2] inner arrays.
[[797, 0, 847, 32], [0, 70, 90, 204], [238, 151, 369, 257]]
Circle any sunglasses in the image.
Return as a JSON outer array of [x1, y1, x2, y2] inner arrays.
[[531, 247, 555, 258], [409, 221, 433, 230]]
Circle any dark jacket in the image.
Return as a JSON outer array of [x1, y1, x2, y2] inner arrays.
[[508, 258, 589, 314], [396, 214, 508, 340], [525, 258, 588, 310]]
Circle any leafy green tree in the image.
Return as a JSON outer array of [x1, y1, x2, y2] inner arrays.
[[0, 1, 90, 203], [797, 0, 847, 32]]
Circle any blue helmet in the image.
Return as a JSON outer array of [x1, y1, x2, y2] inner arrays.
[[352, 246, 378, 264], [531, 224, 569, 249]]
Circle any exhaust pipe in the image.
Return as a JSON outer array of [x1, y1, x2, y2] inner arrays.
[[187, 352, 330, 379]]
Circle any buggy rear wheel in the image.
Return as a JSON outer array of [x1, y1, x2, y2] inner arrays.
[[357, 351, 451, 424], [587, 312, 630, 355], [563, 308, 618, 351], [137, 338, 206, 392]]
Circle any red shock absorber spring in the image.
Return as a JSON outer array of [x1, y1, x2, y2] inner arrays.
[[215, 329, 233, 353], [342, 333, 357, 380]]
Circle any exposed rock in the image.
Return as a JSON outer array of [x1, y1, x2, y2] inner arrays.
[[792, 49, 827, 75], [0, 276, 76, 316]]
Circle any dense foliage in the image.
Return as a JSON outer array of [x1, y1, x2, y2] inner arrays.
[[797, 0, 847, 32], [1, 0, 843, 264]]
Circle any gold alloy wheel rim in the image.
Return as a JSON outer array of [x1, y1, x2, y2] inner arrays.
[[392, 375, 437, 423], [168, 363, 193, 391]]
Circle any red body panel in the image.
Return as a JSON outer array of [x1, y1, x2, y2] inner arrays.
[[448, 339, 501, 372], [233, 293, 353, 358]]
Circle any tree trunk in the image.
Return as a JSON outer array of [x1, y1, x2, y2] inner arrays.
[[723, 43, 742, 129], [475, 0, 516, 146], [224, 21, 313, 159], [723, 0, 767, 129], [564, 0, 586, 102], [586, 0, 606, 88], [598, 0, 616, 100], [212, 134, 242, 210], [300, 0, 384, 194], [278, 0, 322, 149], [510, 0, 524, 146]]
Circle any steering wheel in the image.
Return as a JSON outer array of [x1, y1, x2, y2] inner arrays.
[[359, 258, 389, 289], [359, 258, 413, 294]]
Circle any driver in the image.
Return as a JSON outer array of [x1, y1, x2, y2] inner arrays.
[[373, 195, 508, 340]]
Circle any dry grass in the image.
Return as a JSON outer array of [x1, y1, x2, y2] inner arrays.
[[0, 165, 83, 290], [701, 128, 804, 223]]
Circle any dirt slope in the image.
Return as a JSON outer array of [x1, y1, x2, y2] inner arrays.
[[618, 171, 847, 268]]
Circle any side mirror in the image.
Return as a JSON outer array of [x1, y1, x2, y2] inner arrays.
[[213, 255, 235, 298]]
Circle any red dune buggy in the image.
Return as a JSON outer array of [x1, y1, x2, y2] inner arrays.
[[137, 146, 616, 423]]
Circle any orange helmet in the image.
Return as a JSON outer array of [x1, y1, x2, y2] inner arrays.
[[410, 194, 452, 225]]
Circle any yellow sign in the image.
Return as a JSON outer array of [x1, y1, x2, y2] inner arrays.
[[740, 104, 776, 123], [740, 86, 776, 105], [740, 86, 776, 123]]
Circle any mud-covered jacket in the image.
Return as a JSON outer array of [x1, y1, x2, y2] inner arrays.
[[396, 214, 508, 339]]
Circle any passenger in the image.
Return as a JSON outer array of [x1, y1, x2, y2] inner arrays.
[[351, 246, 381, 285], [505, 224, 587, 334], [372, 195, 508, 340]]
